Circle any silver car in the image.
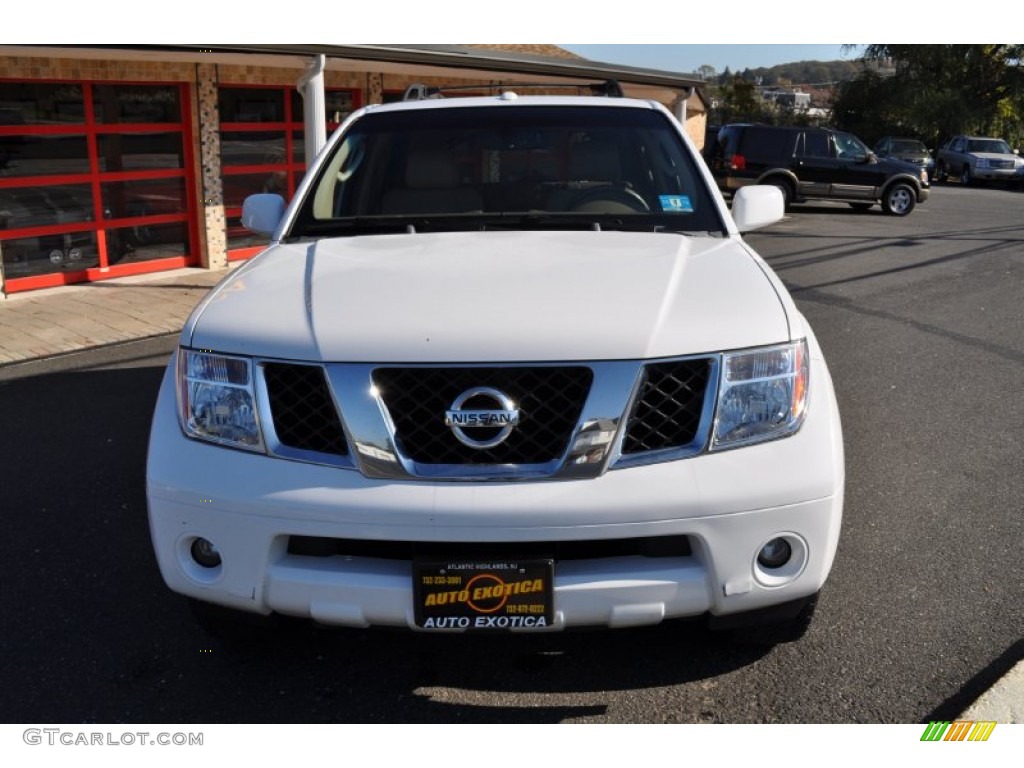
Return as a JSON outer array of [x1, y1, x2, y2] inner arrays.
[[935, 135, 1024, 187]]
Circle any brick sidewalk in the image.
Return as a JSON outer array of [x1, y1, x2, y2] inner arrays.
[[0, 267, 232, 365]]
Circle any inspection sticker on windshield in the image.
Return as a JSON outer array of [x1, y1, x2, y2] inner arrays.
[[413, 559, 554, 630], [659, 194, 693, 212]]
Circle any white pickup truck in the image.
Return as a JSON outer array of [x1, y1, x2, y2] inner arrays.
[[146, 86, 845, 641]]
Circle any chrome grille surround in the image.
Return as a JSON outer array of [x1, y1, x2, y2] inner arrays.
[[254, 356, 720, 480]]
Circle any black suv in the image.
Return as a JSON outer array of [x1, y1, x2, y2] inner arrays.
[[706, 124, 930, 216]]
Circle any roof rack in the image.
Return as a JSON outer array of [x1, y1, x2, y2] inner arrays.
[[401, 79, 625, 101]]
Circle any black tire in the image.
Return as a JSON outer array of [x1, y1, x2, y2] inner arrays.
[[883, 182, 916, 216], [961, 166, 971, 186], [709, 593, 819, 646], [190, 598, 275, 643], [763, 179, 793, 211], [935, 162, 947, 183], [848, 202, 873, 212]]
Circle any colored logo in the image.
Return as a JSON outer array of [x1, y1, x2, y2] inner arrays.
[[920, 721, 996, 742]]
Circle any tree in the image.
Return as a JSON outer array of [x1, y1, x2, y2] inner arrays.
[[697, 64, 717, 82], [832, 45, 1024, 147], [714, 74, 769, 125]]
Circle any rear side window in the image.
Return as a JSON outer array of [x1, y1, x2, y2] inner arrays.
[[798, 132, 831, 158]]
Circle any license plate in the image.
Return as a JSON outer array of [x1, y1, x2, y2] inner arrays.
[[413, 558, 554, 630]]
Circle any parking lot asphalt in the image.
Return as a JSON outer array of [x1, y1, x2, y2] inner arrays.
[[0, 227, 1019, 724]]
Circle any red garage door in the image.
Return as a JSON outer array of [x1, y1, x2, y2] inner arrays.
[[218, 85, 358, 260], [0, 81, 199, 293]]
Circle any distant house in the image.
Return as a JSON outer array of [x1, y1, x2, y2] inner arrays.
[[762, 88, 812, 110]]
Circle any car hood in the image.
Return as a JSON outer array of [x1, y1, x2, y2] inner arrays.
[[967, 151, 1019, 161], [184, 231, 790, 363], [891, 151, 930, 162], [876, 156, 926, 174]]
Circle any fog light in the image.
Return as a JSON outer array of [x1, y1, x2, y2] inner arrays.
[[190, 538, 222, 569], [757, 538, 792, 569]]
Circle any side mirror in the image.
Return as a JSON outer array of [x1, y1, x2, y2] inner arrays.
[[241, 194, 286, 236], [732, 185, 784, 233]]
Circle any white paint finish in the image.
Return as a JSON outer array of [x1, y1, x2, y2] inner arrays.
[[188, 231, 789, 362]]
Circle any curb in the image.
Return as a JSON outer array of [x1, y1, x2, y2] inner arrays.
[[959, 660, 1024, 724]]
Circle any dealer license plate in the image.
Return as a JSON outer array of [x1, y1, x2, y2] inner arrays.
[[413, 558, 554, 630]]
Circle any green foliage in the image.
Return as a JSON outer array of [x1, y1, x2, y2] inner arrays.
[[715, 75, 768, 124], [832, 45, 1024, 148]]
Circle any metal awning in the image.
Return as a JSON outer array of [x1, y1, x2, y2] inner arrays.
[[7, 43, 706, 104]]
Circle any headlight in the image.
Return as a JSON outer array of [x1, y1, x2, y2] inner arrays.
[[711, 340, 808, 450], [177, 349, 263, 451], [975, 158, 989, 169]]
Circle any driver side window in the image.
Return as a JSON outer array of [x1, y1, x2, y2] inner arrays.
[[835, 133, 866, 160]]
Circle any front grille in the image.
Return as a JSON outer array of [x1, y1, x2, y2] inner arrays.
[[990, 160, 1014, 170], [288, 534, 692, 560], [372, 367, 593, 465], [263, 363, 348, 455], [621, 358, 711, 454]]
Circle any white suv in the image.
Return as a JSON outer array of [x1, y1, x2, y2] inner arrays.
[[147, 87, 844, 640]]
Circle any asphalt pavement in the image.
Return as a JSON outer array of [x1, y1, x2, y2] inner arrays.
[[0, 227, 1019, 723]]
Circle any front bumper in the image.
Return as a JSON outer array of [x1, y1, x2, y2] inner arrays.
[[147, 353, 844, 631], [972, 167, 1021, 181]]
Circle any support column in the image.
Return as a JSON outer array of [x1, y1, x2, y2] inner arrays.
[[298, 55, 327, 166], [195, 63, 227, 270], [367, 72, 384, 105]]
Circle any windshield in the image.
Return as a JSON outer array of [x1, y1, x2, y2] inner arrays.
[[290, 105, 724, 237], [891, 140, 926, 153], [967, 139, 1012, 154]]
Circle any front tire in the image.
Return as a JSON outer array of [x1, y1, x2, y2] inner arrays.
[[961, 166, 971, 186], [709, 593, 819, 646], [883, 183, 916, 216], [935, 162, 948, 183], [189, 598, 276, 643]]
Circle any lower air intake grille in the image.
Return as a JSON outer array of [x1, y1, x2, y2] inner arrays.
[[263, 363, 348, 455], [622, 358, 711, 454]]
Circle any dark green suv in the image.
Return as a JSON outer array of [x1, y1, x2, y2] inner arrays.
[[706, 124, 930, 216]]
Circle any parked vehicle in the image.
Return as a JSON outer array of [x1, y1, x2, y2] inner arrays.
[[706, 124, 930, 215], [147, 87, 846, 641], [873, 136, 935, 180], [935, 135, 1024, 187]]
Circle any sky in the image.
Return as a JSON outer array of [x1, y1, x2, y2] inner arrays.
[[3, 1, 909, 48], [558, 45, 858, 77]]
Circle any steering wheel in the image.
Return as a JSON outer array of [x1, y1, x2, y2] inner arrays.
[[569, 186, 650, 213]]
